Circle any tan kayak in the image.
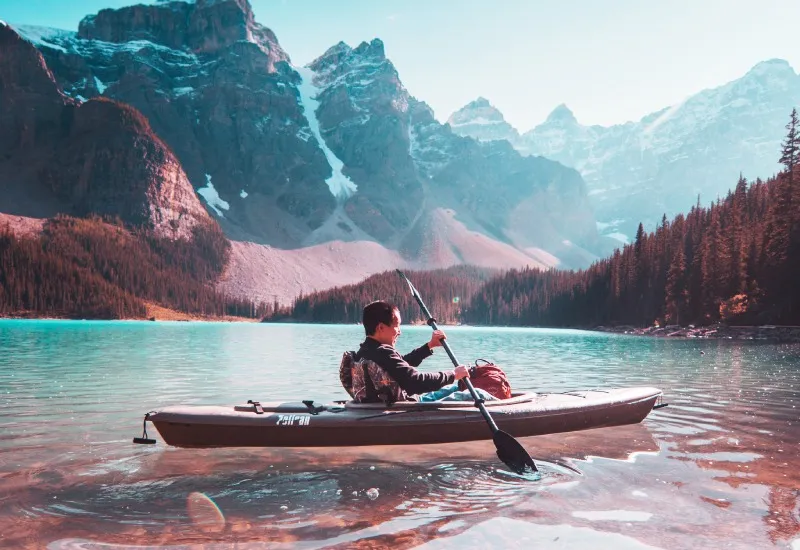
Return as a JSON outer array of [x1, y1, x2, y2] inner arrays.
[[142, 387, 664, 448]]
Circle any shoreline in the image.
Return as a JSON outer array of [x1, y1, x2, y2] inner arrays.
[[0, 303, 258, 323], [594, 324, 800, 342], [3, 313, 800, 341]]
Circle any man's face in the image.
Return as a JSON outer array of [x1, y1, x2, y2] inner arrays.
[[376, 309, 402, 346]]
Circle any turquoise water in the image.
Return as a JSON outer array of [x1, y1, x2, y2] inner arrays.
[[1, 320, 799, 549]]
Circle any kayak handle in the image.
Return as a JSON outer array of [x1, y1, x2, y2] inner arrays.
[[133, 412, 157, 445]]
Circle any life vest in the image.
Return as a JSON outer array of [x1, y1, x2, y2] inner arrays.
[[339, 351, 408, 404], [458, 359, 512, 400]]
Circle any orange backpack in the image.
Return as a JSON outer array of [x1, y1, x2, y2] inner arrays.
[[458, 359, 512, 400]]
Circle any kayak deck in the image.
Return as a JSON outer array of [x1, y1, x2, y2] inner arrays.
[[147, 387, 663, 448]]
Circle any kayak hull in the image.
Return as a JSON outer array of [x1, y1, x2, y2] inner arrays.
[[148, 387, 663, 448]]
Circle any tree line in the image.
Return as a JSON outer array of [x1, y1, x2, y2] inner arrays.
[[265, 266, 495, 325], [276, 109, 800, 328], [0, 215, 271, 319], [465, 108, 800, 327]]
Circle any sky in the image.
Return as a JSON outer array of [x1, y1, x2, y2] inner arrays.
[[2, 0, 799, 130]]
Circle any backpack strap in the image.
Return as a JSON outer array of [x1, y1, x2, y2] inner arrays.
[[361, 362, 381, 403]]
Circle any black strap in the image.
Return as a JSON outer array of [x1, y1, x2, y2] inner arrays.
[[302, 400, 324, 415], [247, 400, 264, 414], [361, 362, 380, 403]]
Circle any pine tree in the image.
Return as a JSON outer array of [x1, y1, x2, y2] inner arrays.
[[779, 108, 799, 175], [781, 108, 800, 318], [761, 111, 800, 318], [730, 174, 749, 295], [665, 242, 687, 325]]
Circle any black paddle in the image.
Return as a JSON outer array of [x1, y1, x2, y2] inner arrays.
[[396, 269, 537, 474]]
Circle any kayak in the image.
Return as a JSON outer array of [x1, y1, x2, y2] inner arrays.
[[143, 387, 664, 448]]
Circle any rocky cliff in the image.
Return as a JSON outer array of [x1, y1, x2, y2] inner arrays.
[[0, 21, 210, 239]]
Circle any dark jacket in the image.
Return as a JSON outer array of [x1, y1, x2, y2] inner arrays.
[[355, 337, 456, 399]]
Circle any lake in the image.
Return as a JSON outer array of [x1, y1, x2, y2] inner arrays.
[[0, 320, 798, 549]]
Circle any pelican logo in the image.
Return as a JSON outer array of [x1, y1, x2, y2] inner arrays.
[[276, 414, 310, 426]]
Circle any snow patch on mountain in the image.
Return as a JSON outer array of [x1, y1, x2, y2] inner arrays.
[[93, 76, 107, 94], [13, 24, 71, 53], [295, 65, 358, 199], [14, 23, 202, 65], [606, 233, 629, 244], [450, 117, 501, 127], [643, 97, 688, 135], [197, 174, 230, 217]]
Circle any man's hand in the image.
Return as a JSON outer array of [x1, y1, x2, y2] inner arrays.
[[454, 365, 470, 380], [428, 329, 446, 350]]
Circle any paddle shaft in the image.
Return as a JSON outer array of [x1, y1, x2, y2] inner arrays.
[[397, 269, 537, 474], [406, 284, 501, 434]]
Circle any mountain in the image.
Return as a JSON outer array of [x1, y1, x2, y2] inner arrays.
[[2, 0, 617, 308], [0, 21, 210, 239], [446, 97, 519, 144], [449, 60, 800, 241], [10, 2, 336, 247], [6, 0, 608, 248]]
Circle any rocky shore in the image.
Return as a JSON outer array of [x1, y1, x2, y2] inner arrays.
[[595, 324, 800, 342]]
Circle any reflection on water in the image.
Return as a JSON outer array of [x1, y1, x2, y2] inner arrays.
[[1, 321, 799, 549]]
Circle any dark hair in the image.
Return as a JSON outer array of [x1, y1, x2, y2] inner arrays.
[[362, 301, 398, 335]]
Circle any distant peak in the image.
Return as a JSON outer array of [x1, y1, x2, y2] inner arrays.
[[315, 38, 386, 63], [453, 97, 501, 115], [324, 41, 352, 56], [447, 97, 509, 128], [353, 38, 385, 59], [745, 58, 796, 78], [545, 103, 577, 124], [311, 37, 389, 73], [469, 97, 492, 108]]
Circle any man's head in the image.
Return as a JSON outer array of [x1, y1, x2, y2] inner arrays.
[[363, 301, 402, 346]]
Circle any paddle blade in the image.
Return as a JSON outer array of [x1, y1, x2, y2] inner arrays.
[[493, 430, 537, 474]]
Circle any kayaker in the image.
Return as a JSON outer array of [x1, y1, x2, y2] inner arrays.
[[340, 301, 496, 403]]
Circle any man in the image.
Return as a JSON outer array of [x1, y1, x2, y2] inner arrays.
[[346, 301, 473, 403]]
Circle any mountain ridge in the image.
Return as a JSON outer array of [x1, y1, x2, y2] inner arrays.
[[449, 58, 800, 240], [8, 1, 606, 272]]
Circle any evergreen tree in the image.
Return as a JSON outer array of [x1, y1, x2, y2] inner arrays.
[[780, 108, 800, 319], [730, 174, 749, 295], [779, 108, 799, 175], [664, 241, 687, 325]]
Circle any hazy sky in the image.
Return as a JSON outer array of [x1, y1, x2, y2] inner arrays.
[[2, 0, 799, 129]]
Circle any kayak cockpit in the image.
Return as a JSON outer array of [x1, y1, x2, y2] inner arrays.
[[225, 392, 539, 415], [343, 391, 538, 409]]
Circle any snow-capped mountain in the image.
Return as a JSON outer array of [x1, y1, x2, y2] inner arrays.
[[450, 60, 800, 241], [11, 1, 338, 247], [446, 97, 519, 143], [2, 0, 612, 301]]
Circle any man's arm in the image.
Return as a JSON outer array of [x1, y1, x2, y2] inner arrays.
[[375, 345, 455, 395], [403, 344, 433, 367], [403, 329, 446, 366]]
